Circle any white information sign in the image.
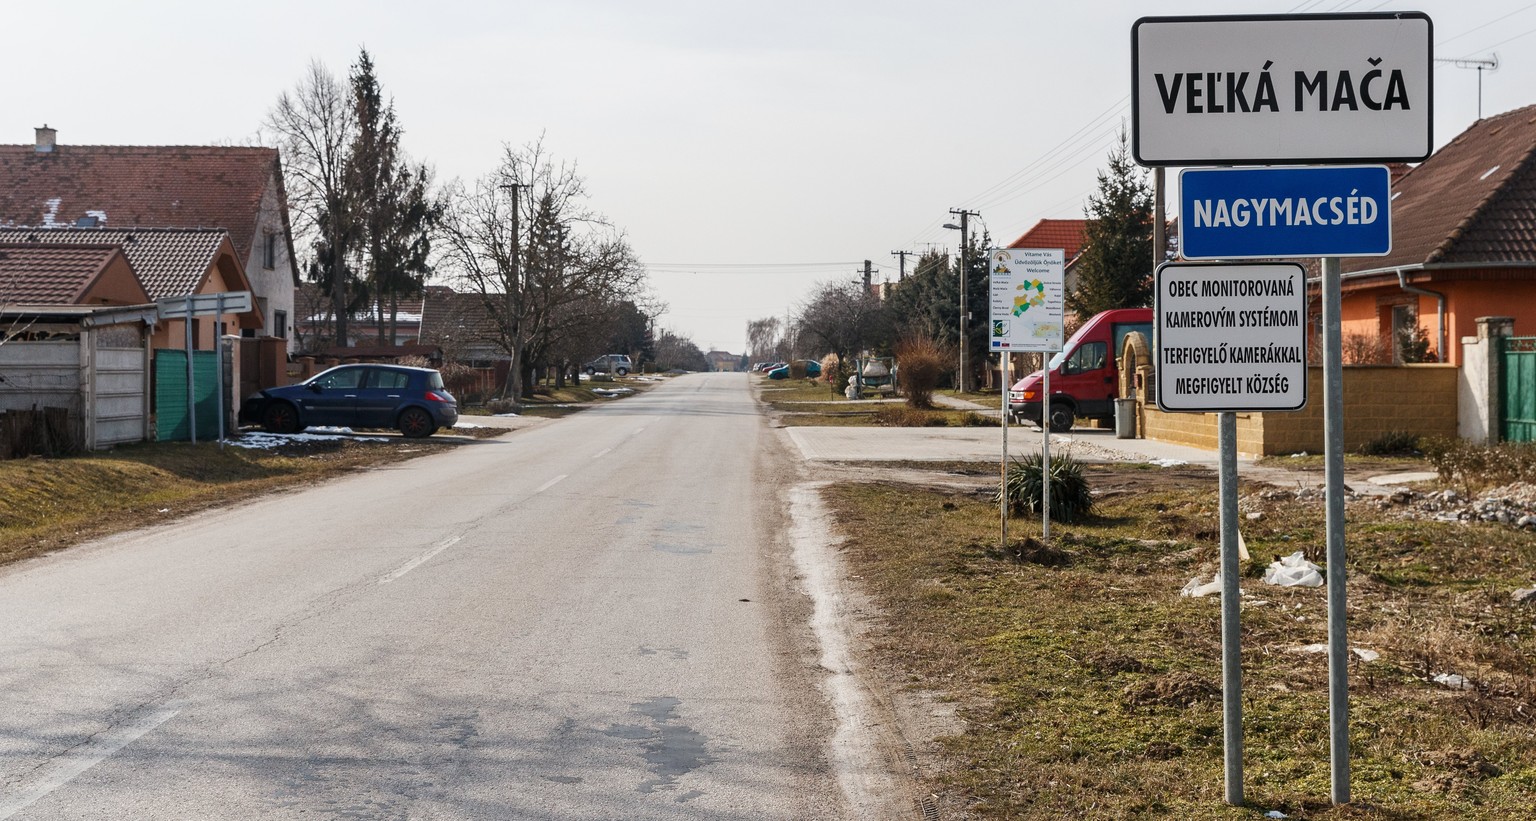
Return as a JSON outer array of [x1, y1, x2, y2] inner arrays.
[[988, 248, 1064, 353], [1132, 13, 1433, 166], [1155, 263, 1308, 413]]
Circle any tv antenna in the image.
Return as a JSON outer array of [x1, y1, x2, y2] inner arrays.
[[1436, 54, 1499, 119]]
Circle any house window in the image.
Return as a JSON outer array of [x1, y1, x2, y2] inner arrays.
[[274, 310, 288, 339], [263, 233, 277, 269]]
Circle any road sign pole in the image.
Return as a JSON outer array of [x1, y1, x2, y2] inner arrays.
[[1001, 351, 1009, 550], [1219, 411, 1244, 806], [1041, 367, 1050, 541], [1322, 256, 1351, 804]]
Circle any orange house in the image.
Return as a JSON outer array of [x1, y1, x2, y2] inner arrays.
[[0, 227, 260, 350], [1333, 103, 1536, 366]]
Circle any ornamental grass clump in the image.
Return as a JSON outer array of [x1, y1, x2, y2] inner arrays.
[[895, 335, 948, 409], [996, 452, 1093, 523]]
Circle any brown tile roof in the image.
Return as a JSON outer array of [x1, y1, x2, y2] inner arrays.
[[0, 243, 135, 304], [0, 144, 282, 263], [0, 227, 233, 299], [1007, 219, 1091, 262], [1344, 103, 1536, 273]]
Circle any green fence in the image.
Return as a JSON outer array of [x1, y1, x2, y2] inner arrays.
[[1501, 336, 1536, 443], [154, 349, 221, 442]]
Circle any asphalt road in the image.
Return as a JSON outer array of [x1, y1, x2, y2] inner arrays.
[[0, 373, 861, 820]]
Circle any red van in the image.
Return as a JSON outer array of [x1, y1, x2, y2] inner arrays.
[[1007, 308, 1153, 432]]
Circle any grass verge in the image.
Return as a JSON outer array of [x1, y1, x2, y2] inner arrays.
[[0, 434, 475, 568], [824, 468, 1536, 819]]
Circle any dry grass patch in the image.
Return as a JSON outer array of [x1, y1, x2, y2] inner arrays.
[[0, 434, 480, 567], [824, 469, 1536, 819]]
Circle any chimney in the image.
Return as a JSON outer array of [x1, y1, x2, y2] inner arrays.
[[35, 124, 56, 154]]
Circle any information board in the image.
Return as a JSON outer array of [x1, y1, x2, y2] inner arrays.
[[1155, 262, 1308, 412], [988, 248, 1064, 353]]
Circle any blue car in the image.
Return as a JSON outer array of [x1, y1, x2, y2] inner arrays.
[[767, 360, 822, 380], [239, 364, 458, 438]]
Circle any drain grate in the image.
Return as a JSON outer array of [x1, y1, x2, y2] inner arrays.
[[915, 795, 940, 820]]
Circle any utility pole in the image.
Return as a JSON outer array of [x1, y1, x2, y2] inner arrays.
[[503, 182, 523, 402], [947, 208, 980, 392], [890, 249, 913, 281], [862, 259, 873, 293]]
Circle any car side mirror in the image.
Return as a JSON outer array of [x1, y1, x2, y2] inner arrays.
[[307, 383, 322, 393]]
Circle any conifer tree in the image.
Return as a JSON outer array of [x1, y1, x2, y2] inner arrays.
[[1068, 129, 1154, 318]]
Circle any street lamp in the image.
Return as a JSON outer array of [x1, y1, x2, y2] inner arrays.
[[944, 209, 978, 392]]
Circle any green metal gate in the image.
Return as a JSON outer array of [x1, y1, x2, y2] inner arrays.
[[153, 349, 221, 442], [1501, 336, 1536, 443]]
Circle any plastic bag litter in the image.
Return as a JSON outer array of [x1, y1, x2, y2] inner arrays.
[[1434, 672, 1472, 690], [1263, 551, 1324, 587], [1180, 574, 1224, 598]]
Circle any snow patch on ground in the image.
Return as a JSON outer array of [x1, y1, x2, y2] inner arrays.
[[226, 430, 390, 449]]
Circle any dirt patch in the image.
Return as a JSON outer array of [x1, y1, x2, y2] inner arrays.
[[983, 537, 1072, 567], [1122, 672, 1220, 709], [1413, 748, 1505, 794]]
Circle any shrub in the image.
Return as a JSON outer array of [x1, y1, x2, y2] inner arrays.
[[486, 398, 519, 415], [1358, 430, 1421, 457], [873, 406, 947, 427], [996, 452, 1093, 523], [820, 353, 845, 394], [895, 335, 949, 409], [957, 412, 999, 427], [1423, 437, 1536, 493]]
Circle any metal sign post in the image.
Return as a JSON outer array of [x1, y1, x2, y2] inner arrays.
[[1322, 256, 1350, 804], [1041, 366, 1050, 541], [1157, 262, 1308, 805], [1000, 351, 1009, 550]]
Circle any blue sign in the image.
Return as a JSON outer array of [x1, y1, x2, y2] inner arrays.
[[1179, 165, 1392, 259]]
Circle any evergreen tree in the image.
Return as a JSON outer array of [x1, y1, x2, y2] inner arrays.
[[1068, 129, 1154, 318]]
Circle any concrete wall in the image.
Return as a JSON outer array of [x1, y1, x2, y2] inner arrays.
[[1143, 364, 1459, 456]]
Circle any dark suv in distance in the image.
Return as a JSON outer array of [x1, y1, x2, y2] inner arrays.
[[239, 364, 458, 438]]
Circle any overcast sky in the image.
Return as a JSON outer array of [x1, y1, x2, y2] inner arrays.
[[5, 0, 1533, 352]]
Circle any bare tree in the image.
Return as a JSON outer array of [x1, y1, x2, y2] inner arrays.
[[265, 60, 357, 346], [438, 138, 647, 399], [746, 317, 780, 364], [796, 280, 889, 370], [437, 174, 524, 399]]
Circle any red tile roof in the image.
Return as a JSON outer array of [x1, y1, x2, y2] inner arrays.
[[0, 144, 283, 263], [0, 227, 241, 299], [1007, 219, 1091, 262], [1344, 103, 1536, 273], [0, 243, 139, 304]]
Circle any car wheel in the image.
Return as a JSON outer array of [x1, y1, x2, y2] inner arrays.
[[261, 402, 301, 434], [616, 367, 629, 376], [584, 367, 596, 375], [398, 407, 437, 438], [1047, 402, 1075, 433]]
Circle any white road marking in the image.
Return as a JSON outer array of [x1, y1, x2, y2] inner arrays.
[[0, 703, 182, 819], [592, 447, 613, 459], [380, 535, 462, 584], [535, 474, 568, 493]]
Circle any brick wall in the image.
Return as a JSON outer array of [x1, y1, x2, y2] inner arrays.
[[1142, 364, 1458, 455]]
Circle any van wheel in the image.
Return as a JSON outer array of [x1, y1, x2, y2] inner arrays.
[[1047, 402, 1075, 433]]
